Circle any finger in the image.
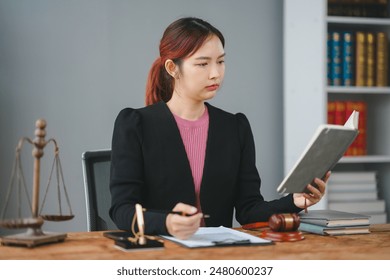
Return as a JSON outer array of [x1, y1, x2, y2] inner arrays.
[[170, 213, 203, 226], [174, 228, 198, 239], [169, 218, 200, 239], [324, 171, 331, 183], [305, 185, 322, 200], [314, 178, 326, 194], [172, 203, 198, 216]]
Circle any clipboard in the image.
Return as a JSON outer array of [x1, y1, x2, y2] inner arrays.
[[277, 111, 359, 194], [160, 226, 273, 248]]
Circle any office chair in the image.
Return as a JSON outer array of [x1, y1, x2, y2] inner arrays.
[[81, 149, 117, 231]]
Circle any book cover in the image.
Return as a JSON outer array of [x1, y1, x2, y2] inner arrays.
[[355, 31, 366, 86], [277, 111, 359, 194], [366, 32, 375, 87], [376, 32, 388, 86], [330, 31, 342, 86], [342, 31, 354, 86], [299, 209, 370, 227]]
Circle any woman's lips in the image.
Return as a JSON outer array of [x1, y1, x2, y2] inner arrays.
[[206, 84, 219, 91]]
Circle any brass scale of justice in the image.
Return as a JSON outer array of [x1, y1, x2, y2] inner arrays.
[[0, 119, 74, 247]]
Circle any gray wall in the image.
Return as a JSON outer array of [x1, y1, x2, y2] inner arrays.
[[0, 0, 284, 233]]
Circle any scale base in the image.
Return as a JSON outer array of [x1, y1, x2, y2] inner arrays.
[[0, 228, 67, 248]]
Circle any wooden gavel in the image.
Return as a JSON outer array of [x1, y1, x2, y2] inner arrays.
[[242, 213, 301, 232], [268, 213, 300, 232]]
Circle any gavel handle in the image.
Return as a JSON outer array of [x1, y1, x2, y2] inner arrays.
[[241, 222, 269, 230]]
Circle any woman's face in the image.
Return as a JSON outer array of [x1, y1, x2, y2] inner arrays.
[[173, 35, 225, 103]]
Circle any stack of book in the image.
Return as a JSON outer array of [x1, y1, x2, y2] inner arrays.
[[299, 209, 370, 235], [327, 171, 387, 224]]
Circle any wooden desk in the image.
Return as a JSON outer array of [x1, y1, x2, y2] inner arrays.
[[1, 224, 389, 260]]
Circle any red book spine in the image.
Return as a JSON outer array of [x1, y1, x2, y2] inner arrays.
[[345, 101, 367, 156], [334, 101, 346, 125], [327, 101, 336, 124]]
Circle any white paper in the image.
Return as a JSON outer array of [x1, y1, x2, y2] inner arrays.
[[161, 226, 272, 248]]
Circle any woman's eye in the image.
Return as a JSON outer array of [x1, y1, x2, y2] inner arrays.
[[218, 60, 225, 64], [197, 63, 208, 67]]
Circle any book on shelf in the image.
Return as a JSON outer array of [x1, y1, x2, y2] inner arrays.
[[328, 199, 386, 213], [334, 100, 345, 125], [299, 223, 370, 236], [355, 31, 366, 86], [376, 32, 388, 86], [329, 31, 342, 86], [342, 31, 354, 86], [328, 30, 389, 87], [328, 171, 377, 183], [328, 191, 378, 201], [328, 182, 377, 192], [345, 101, 367, 155], [327, 171, 377, 194], [277, 111, 359, 194], [327, 32, 332, 86], [325, 170, 387, 224], [328, 0, 389, 18], [327, 101, 367, 156], [366, 32, 375, 87]]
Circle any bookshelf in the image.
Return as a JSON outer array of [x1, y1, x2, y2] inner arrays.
[[284, 0, 390, 222]]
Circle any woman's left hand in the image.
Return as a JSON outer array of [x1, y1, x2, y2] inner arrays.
[[293, 171, 331, 209]]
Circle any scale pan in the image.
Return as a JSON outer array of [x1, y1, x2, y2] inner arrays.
[[40, 214, 74, 221], [0, 217, 44, 229]]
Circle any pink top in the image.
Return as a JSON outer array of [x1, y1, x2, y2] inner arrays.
[[173, 107, 209, 224]]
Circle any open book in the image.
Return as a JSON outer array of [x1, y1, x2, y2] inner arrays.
[[277, 111, 359, 194]]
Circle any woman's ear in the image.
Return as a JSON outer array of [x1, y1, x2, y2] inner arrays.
[[165, 59, 178, 78]]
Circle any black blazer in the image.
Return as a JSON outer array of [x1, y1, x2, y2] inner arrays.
[[109, 102, 301, 235]]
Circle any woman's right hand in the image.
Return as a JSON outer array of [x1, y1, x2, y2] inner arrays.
[[166, 203, 202, 239]]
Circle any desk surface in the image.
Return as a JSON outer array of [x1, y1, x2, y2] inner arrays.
[[1, 224, 389, 260]]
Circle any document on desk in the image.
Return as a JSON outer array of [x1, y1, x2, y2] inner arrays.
[[161, 226, 273, 248]]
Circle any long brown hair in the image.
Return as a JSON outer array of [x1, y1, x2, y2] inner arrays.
[[145, 17, 225, 105]]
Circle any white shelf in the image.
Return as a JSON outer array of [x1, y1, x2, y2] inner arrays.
[[327, 16, 390, 26], [339, 155, 390, 164], [284, 0, 390, 221], [328, 86, 390, 94]]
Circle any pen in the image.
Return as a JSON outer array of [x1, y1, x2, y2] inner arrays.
[[145, 208, 210, 218], [169, 211, 210, 218]]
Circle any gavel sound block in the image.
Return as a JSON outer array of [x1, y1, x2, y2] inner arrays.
[[242, 213, 304, 242]]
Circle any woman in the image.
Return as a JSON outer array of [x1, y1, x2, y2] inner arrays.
[[109, 17, 329, 239]]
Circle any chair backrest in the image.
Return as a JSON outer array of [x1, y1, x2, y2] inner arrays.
[[81, 149, 117, 231]]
